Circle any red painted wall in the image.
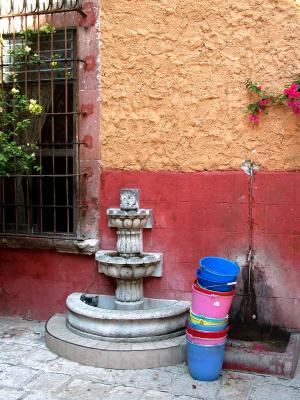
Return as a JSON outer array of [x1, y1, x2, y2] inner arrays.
[[0, 249, 114, 320], [1, 170, 300, 330], [100, 170, 249, 301], [251, 172, 300, 330]]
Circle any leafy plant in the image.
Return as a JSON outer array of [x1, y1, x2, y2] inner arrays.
[[246, 78, 300, 124], [0, 24, 59, 176], [0, 85, 43, 175], [7, 24, 61, 71]]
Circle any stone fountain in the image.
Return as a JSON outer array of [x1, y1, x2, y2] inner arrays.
[[46, 189, 190, 369]]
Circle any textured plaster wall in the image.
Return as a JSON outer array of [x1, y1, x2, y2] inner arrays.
[[101, 0, 300, 171]]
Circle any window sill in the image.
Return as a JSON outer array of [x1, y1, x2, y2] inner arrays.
[[0, 236, 100, 255]]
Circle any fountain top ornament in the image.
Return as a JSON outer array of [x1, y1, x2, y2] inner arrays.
[[120, 188, 139, 210], [107, 188, 152, 230]]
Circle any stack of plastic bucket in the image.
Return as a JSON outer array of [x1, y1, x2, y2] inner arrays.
[[187, 256, 240, 381]]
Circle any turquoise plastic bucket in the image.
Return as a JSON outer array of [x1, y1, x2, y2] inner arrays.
[[190, 310, 229, 325], [188, 319, 228, 332], [187, 340, 226, 381]]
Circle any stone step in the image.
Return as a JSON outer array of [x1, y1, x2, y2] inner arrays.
[[45, 314, 186, 369]]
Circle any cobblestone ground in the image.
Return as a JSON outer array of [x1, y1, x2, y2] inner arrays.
[[1, 318, 300, 400]]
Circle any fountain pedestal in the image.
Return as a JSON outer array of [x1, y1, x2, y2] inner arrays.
[[45, 189, 190, 369], [96, 189, 163, 311]]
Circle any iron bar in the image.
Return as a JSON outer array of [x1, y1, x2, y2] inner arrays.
[[75, 8, 81, 238], [0, 59, 86, 67], [12, 16, 19, 234], [37, 9, 43, 233], [2, 173, 86, 177], [38, 112, 81, 116], [0, 204, 85, 208], [64, 10, 70, 235], [0, 1, 83, 18], [0, 232, 79, 239], [50, 10, 56, 235], [37, 141, 84, 145]]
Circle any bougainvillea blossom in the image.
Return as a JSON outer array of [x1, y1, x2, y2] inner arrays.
[[246, 79, 300, 124]]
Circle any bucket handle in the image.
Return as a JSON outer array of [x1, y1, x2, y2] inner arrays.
[[206, 281, 236, 289]]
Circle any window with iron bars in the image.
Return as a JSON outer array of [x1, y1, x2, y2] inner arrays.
[[0, 1, 99, 252]]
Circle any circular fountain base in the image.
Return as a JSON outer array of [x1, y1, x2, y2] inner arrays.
[[66, 321, 185, 343], [46, 292, 190, 369], [46, 314, 187, 369]]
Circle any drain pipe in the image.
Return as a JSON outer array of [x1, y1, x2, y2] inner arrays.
[[241, 160, 259, 300], [247, 162, 255, 295]]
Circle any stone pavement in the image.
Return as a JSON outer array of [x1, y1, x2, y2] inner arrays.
[[1, 317, 300, 400]]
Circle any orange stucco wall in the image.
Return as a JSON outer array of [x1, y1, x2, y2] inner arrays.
[[100, 0, 300, 171]]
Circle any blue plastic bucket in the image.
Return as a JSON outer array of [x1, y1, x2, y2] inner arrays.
[[197, 276, 234, 292], [187, 340, 226, 381], [199, 257, 240, 283]]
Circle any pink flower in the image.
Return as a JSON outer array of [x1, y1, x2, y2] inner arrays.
[[288, 100, 300, 107], [287, 99, 300, 113], [259, 98, 269, 107], [292, 92, 300, 98], [257, 86, 262, 91], [249, 114, 259, 123], [258, 108, 263, 113], [283, 83, 300, 99]]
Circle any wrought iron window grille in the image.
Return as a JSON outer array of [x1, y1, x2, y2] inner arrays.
[[0, 1, 83, 17], [0, 0, 87, 240]]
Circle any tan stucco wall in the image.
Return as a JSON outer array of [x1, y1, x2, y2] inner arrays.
[[101, 0, 300, 171]]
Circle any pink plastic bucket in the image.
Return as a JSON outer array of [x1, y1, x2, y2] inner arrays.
[[187, 333, 227, 346], [191, 282, 235, 319]]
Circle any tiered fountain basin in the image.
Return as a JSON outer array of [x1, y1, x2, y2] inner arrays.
[[96, 251, 162, 308], [97, 251, 162, 280]]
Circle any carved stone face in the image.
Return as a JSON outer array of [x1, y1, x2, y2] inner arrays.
[[121, 192, 135, 207], [120, 189, 139, 210]]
